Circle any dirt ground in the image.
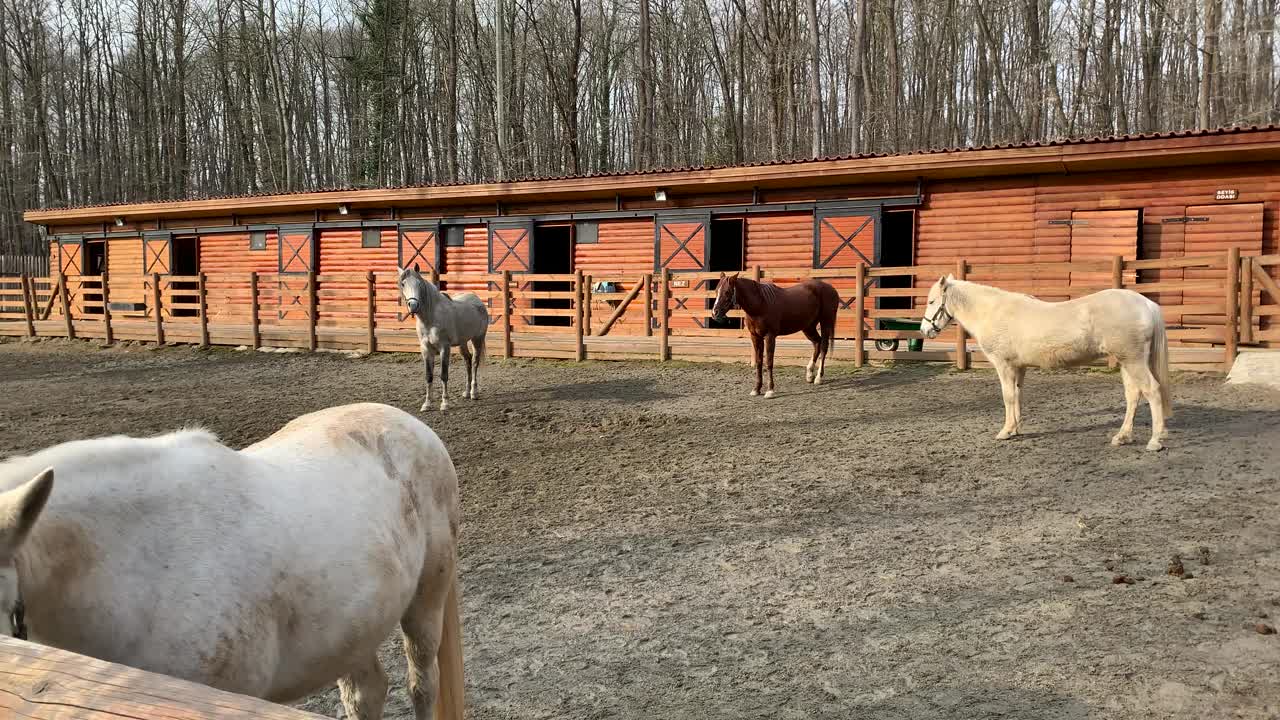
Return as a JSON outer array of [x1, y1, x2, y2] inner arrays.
[[3, 337, 1280, 720]]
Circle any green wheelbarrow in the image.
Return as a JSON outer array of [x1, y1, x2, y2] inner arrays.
[[874, 318, 924, 352]]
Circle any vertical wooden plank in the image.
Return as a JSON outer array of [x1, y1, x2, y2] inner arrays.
[[583, 274, 593, 336], [366, 271, 377, 354], [659, 269, 671, 361], [501, 270, 513, 358], [643, 273, 653, 336], [307, 270, 318, 352], [151, 272, 164, 345], [954, 259, 968, 370], [1109, 255, 1122, 368], [20, 274, 35, 337], [574, 269, 585, 361], [60, 275, 75, 340], [753, 265, 763, 282], [1225, 247, 1239, 371], [249, 271, 261, 350], [101, 270, 113, 345], [198, 272, 210, 348], [1239, 256, 1253, 345], [853, 262, 865, 367]]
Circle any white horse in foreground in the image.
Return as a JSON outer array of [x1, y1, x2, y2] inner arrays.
[[920, 275, 1172, 451], [0, 402, 463, 720], [399, 266, 489, 412]]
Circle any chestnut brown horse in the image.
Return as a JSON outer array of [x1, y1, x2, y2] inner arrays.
[[711, 273, 840, 397]]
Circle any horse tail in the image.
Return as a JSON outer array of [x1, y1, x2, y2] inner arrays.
[[435, 568, 465, 720], [1148, 301, 1172, 419]]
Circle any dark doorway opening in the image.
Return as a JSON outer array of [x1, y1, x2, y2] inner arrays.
[[82, 241, 107, 315], [171, 237, 200, 317], [706, 218, 745, 329], [531, 224, 573, 327], [876, 211, 915, 313]]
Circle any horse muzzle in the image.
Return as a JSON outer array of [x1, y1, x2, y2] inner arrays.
[[406, 298, 420, 314]]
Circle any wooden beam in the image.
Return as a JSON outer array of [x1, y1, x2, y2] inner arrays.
[[501, 270, 513, 358], [1109, 255, 1122, 368], [152, 273, 164, 345], [574, 269, 585, 361], [1240, 256, 1254, 345], [853, 263, 865, 367], [307, 271, 318, 352], [583, 274, 593, 336], [954, 259, 968, 370], [198, 272, 210, 348], [1225, 247, 1239, 371], [60, 275, 74, 340], [101, 271, 113, 345], [0, 635, 329, 719], [659, 269, 671, 361], [366, 271, 377, 353], [250, 271, 261, 349], [20, 274, 35, 337], [1252, 260, 1280, 303], [595, 277, 644, 337], [642, 274, 653, 336]]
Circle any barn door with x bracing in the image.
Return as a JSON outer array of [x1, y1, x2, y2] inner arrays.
[[489, 221, 533, 273], [277, 226, 315, 322], [400, 222, 442, 274], [813, 208, 880, 335], [143, 233, 172, 274], [654, 214, 709, 272]]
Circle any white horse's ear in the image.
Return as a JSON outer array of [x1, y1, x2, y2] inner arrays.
[[0, 467, 54, 559]]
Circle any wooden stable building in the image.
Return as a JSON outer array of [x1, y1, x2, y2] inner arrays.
[[6, 125, 1280, 370]]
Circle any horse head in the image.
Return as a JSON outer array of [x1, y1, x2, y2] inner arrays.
[[398, 265, 437, 317], [0, 468, 54, 640], [920, 274, 956, 339], [711, 273, 739, 322]]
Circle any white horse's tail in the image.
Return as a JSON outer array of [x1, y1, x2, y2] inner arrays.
[[436, 569, 465, 720], [1149, 303, 1172, 419]]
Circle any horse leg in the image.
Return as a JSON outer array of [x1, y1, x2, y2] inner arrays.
[[400, 578, 449, 720], [763, 334, 778, 398], [420, 346, 436, 412], [1111, 364, 1140, 446], [750, 333, 763, 396], [438, 344, 452, 411], [802, 326, 821, 384], [1128, 360, 1167, 451], [337, 654, 390, 720], [458, 343, 474, 400], [992, 361, 1019, 440], [1012, 366, 1026, 434], [471, 336, 486, 400]]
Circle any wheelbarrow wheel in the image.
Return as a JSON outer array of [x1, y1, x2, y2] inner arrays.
[[875, 339, 899, 352]]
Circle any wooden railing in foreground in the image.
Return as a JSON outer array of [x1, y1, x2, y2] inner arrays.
[[0, 635, 327, 719], [1, 251, 1276, 373]]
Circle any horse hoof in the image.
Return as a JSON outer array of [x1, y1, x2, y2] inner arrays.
[[1111, 433, 1132, 446], [764, 390, 776, 399], [813, 377, 823, 386], [439, 400, 449, 411], [750, 390, 760, 397], [419, 403, 431, 412], [995, 431, 1012, 440], [1146, 439, 1164, 452]]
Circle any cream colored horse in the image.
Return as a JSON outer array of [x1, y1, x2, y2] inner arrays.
[[920, 275, 1172, 451], [0, 403, 464, 720]]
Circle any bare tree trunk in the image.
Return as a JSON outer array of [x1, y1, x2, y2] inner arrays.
[[495, 0, 507, 179], [848, 0, 867, 153], [1199, 0, 1221, 128], [804, 0, 821, 157]]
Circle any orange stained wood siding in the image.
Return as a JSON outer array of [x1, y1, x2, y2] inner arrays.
[[199, 232, 280, 322], [1183, 202, 1264, 326], [317, 228, 399, 325], [444, 225, 490, 290], [106, 237, 146, 310], [745, 213, 814, 271], [576, 219, 655, 335], [1068, 209, 1139, 287]]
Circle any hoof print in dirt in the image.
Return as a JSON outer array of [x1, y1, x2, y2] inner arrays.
[[1060, 574, 1074, 583], [1251, 623, 1276, 635], [1104, 560, 1116, 571], [1112, 574, 1136, 585], [1167, 555, 1186, 577], [1198, 546, 1212, 565]]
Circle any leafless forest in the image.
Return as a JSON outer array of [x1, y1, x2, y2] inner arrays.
[[1, 0, 1277, 254]]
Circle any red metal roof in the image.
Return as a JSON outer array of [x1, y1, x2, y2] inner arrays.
[[28, 123, 1280, 216]]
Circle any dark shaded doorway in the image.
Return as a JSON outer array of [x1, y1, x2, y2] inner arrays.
[[171, 236, 200, 317], [877, 210, 915, 313], [82, 241, 107, 315], [531, 224, 573, 327], [707, 218, 744, 329]]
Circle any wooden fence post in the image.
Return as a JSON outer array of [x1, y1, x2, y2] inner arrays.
[[954, 259, 968, 370], [198, 272, 210, 348], [501, 270, 513, 358], [366, 271, 377, 354], [151, 272, 164, 345], [643, 273, 653, 336], [753, 265, 763, 282], [583, 274, 593, 336], [1108, 255, 1123, 368], [1225, 247, 1239, 371], [20, 274, 35, 337], [307, 271, 318, 352], [60, 275, 75, 340], [574, 269, 586, 361], [249, 271, 261, 350], [101, 270, 113, 345], [659, 269, 671, 361], [853, 263, 866, 367], [1239, 256, 1253, 345]]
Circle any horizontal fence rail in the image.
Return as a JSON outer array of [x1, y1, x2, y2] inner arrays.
[[1, 251, 1276, 373]]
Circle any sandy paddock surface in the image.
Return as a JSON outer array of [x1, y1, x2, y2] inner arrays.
[[2, 337, 1279, 719]]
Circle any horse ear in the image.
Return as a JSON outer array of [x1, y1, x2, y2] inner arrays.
[[0, 467, 54, 559], [413, 263, 420, 273], [939, 274, 951, 288]]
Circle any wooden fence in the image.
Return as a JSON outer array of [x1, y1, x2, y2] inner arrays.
[[1, 252, 1276, 373], [0, 253, 48, 277]]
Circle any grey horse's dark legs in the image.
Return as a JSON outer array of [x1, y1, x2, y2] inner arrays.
[[438, 343, 452, 410], [471, 337, 486, 399], [458, 342, 474, 399], [420, 345, 435, 411]]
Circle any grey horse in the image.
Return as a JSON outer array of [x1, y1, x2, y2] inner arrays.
[[398, 266, 489, 411]]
